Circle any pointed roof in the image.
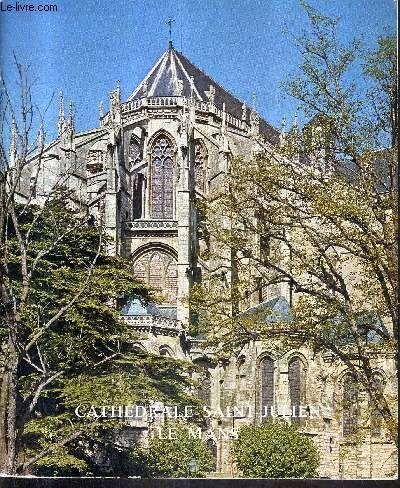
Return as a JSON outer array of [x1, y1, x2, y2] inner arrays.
[[127, 45, 279, 144]]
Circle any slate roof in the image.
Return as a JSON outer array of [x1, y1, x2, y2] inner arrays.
[[127, 44, 280, 145], [242, 296, 292, 324]]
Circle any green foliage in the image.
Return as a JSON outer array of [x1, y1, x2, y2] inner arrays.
[[1, 190, 201, 473], [190, 2, 397, 446], [232, 421, 319, 478], [130, 422, 215, 478]]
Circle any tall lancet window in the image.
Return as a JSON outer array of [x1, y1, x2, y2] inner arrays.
[[288, 357, 306, 423], [260, 356, 274, 422], [129, 135, 141, 167], [194, 141, 207, 191], [150, 136, 174, 219], [370, 374, 383, 436], [342, 373, 359, 436]]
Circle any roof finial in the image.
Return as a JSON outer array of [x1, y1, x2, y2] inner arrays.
[[252, 92, 257, 111], [242, 102, 247, 121], [68, 101, 74, 133], [190, 76, 194, 100], [293, 111, 299, 133], [280, 116, 286, 145], [281, 116, 286, 133], [99, 100, 104, 119], [166, 17, 174, 49], [57, 90, 66, 138]]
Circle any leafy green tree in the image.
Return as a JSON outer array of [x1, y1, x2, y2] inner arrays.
[[0, 62, 201, 474], [0, 193, 200, 475], [232, 421, 319, 478], [130, 422, 215, 478], [191, 2, 397, 445]]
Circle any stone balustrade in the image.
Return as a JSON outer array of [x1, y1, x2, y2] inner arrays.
[[123, 219, 178, 231], [122, 314, 183, 336], [118, 96, 246, 131]]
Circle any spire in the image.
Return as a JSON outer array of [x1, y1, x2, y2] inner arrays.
[[252, 92, 257, 112], [250, 91, 259, 137], [242, 102, 247, 122], [291, 111, 300, 162], [57, 91, 66, 137], [280, 116, 286, 145], [293, 111, 298, 133], [190, 76, 194, 101], [222, 102, 226, 133], [99, 100, 104, 119], [67, 101, 74, 133]]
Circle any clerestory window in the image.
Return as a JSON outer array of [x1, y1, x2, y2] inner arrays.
[[150, 136, 174, 219], [342, 373, 359, 437], [260, 356, 274, 422]]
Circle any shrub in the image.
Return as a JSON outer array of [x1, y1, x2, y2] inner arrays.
[[130, 422, 215, 478], [232, 421, 319, 478]]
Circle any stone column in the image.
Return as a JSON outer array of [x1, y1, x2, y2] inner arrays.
[[176, 118, 191, 324]]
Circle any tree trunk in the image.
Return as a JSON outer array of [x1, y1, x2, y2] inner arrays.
[[0, 326, 19, 474]]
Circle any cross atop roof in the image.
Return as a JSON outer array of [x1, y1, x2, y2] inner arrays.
[[166, 17, 174, 48]]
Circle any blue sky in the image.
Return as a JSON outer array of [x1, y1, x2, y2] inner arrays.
[[0, 0, 396, 142]]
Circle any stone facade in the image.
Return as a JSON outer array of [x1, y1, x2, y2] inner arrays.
[[25, 43, 397, 479]]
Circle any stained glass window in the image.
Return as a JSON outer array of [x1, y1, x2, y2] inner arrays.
[[370, 375, 383, 436], [342, 374, 358, 436], [289, 357, 306, 424], [260, 356, 274, 422], [150, 136, 174, 219], [133, 249, 177, 304]]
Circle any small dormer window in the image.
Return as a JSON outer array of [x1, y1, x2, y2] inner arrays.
[[87, 150, 104, 174]]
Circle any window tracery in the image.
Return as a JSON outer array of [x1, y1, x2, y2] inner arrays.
[[342, 373, 358, 436], [260, 356, 274, 421], [129, 136, 141, 166], [288, 357, 306, 423], [132, 249, 177, 304], [150, 136, 174, 219]]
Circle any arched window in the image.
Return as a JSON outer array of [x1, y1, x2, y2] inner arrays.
[[288, 357, 306, 423], [342, 374, 358, 437], [371, 374, 383, 436], [260, 356, 274, 422], [133, 249, 177, 304], [129, 135, 141, 166], [194, 140, 207, 191], [197, 375, 211, 407], [150, 136, 174, 219]]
